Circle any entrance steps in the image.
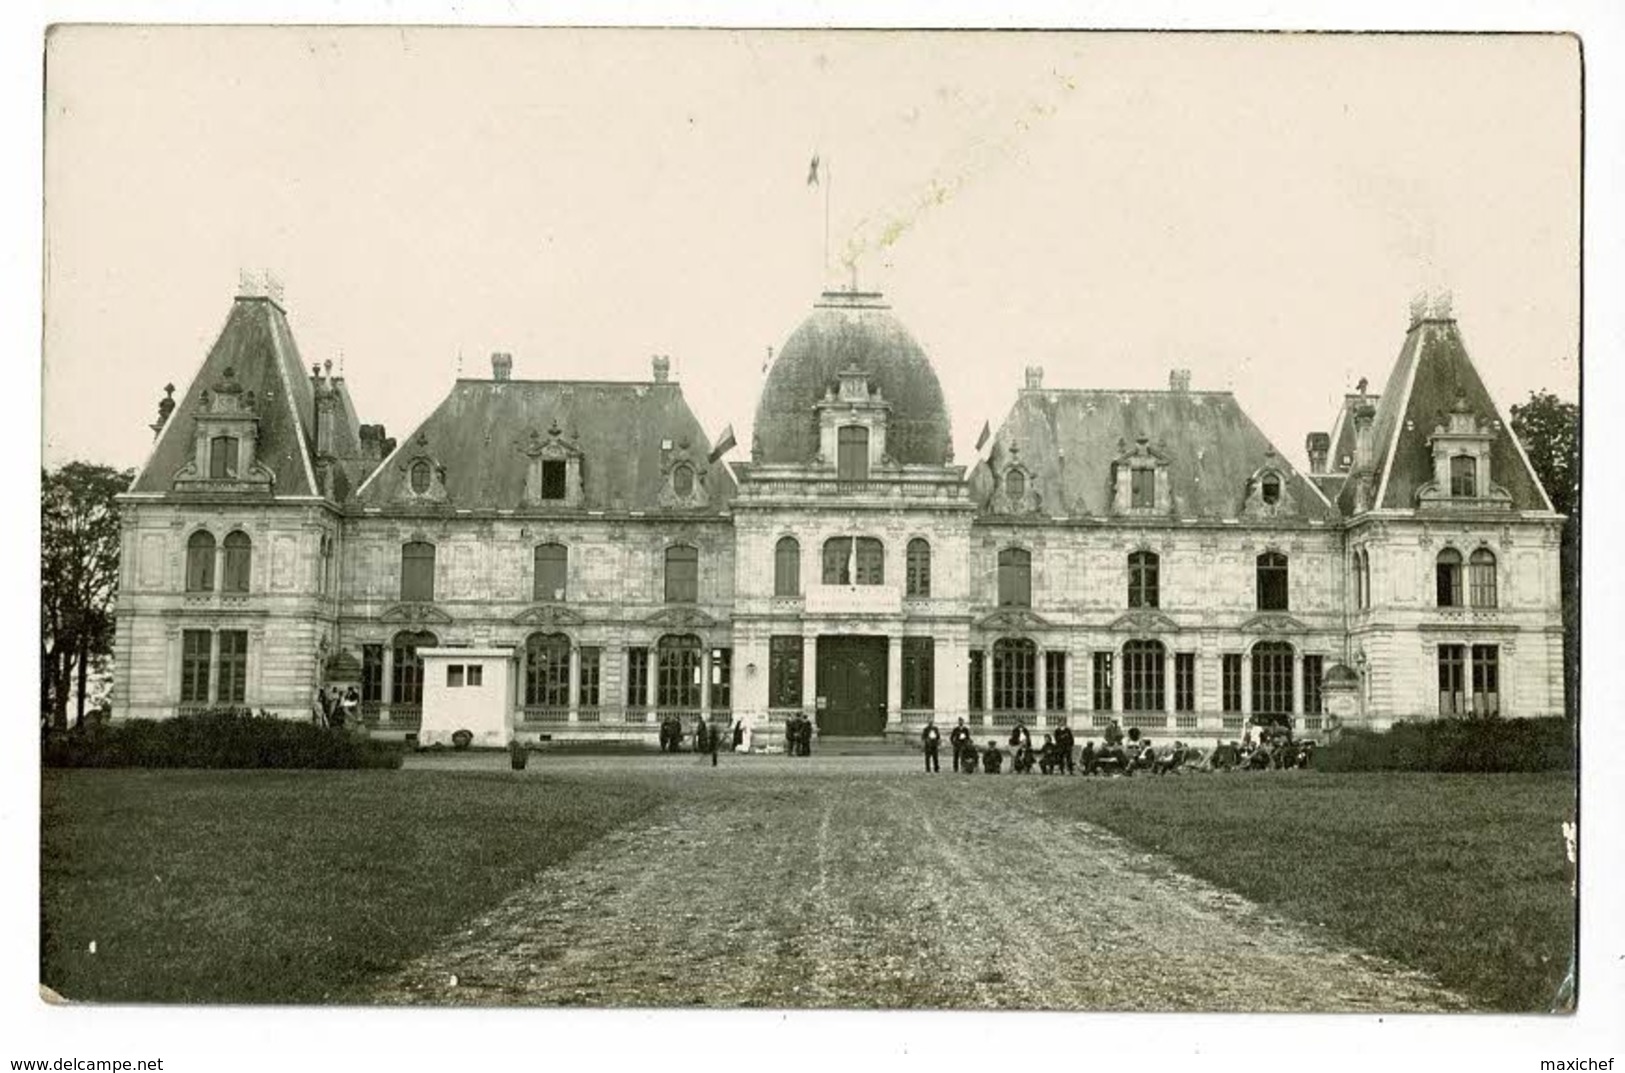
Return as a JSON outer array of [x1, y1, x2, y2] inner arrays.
[[814, 736, 904, 756]]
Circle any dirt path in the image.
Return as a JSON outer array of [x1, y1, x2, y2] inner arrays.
[[362, 770, 1469, 1011]]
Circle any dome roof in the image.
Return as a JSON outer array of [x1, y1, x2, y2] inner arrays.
[[753, 291, 953, 465]]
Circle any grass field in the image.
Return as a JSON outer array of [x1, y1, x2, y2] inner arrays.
[[40, 769, 662, 1003], [1037, 771, 1578, 1011]]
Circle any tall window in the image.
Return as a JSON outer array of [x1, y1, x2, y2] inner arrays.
[[969, 651, 986, 712], [1469, 549, 1498, 608], [769, 636, 802, 708], [710, 648, 732, 711], [401, 541, 436, 602], [534, 543, 568, 602], [903, 637, 934, 710], [1045, 651, 1067, 712], [1131, 468, 1155, 509], [837, 425, 869, 481], [180, 630, 211, 703], [1471, 644, 1500, 716], [1261, 473, 1281, 505], [1092, 652, 1114, 712], [1256, 552, 1289, 611], [1251, 642, 1294, 717], [525, 633, 571, 707], [1128, 551, 1159, 609], [1222, 654, 1242, 713], [1436, 549, 1464, 608], [579, 647, 602, 710], [672, 464, 695, 498], [1438, 644, 1466, 716], [409, 460, 433, 495], [657, 634, 702, 709], [361, 644, 384, 704], [391, 630, 437, 706], [665, 545, 698, 603], [998, 547, 1032, 607], [1175, 653, 1196, 713], [216, 630, 248, 704], [626, 647, 650, 710], [541, 459, 567, 500], [209, 435, 238, 479], [774, 537, 801, 596], [222, 532, 251, 593], [186, 531, 216, 593], [992, 638, 1037, 711], [319, 534, 334, 595], [1006, 468, 1027, 500], [822, 537, 884, 585], [1352, 549, 1370, 610], [1303, 654, 1324, 716], [906, 538, 932, 598], [1450, 455, 1477, 497], [1123, 640, 1166, 712]]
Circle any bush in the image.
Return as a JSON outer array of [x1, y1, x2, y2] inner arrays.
[[41, 708, 403, 770], [1316, 717, 1573, 773]]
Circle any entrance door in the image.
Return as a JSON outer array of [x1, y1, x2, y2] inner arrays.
[[817, 636, 888, 736]]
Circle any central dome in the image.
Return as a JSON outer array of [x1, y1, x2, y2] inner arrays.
[[753, 290, 953, 465]]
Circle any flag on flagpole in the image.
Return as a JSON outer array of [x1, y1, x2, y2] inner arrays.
[[975, 420, 992, 454], [707, 424, 737, 463], [807, 154, 821, 187]]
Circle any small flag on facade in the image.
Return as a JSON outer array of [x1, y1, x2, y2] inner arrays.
[[975, 421, 991, 453], [708, 424, 737, 463], [807, 154, 821, 187]]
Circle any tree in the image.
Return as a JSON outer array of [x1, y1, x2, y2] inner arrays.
[[1511, 390, 1580, 721], [41, 463, 133, 729]]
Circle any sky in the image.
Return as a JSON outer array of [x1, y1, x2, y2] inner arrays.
[[42, 28, 1580, 475]]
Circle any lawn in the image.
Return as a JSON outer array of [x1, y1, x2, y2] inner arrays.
[[1037, 771, 1578, 1011], [40, 769, 663, 1003]]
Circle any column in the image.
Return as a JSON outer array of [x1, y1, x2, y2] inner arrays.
[[981, 646, 994, 721], [208, 630, 221, 707], [1161, 647, 1171, 723], [644, 647, 657, 717], [381, 644, 395, 724], [700, 647, 713, 718], [567, 645, 580, 724], [1112, 646, 1124, 715], [1240, 649, 1252, 721], [886, 634, 902, 728], [1292, 652, 1304, 728], [801, 634, 818, 714], [1038, 649, 1051, 726], [1462, 645, 1474, 718]]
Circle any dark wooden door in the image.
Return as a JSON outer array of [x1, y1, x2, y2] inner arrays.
[[817, 637, 888, 736]]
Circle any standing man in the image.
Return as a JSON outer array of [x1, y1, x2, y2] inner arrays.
[[1054, 720, 1076, 775], [950, 717, 971, 773], [921, 717, 941, 773]]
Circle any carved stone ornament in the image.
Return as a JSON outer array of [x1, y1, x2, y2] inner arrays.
[[643, 606, 719, 629], [1239, 612, 1309, 634], [1107, 609, 1180, 635], [974, 608, 1052, 632], [512, 604, 587, 628], [379, 602, 454, 626]]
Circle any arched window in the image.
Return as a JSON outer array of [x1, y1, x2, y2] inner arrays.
[[657, 633, 703, 709], [1436, 549, 1464, 608], [998, 547, 1032, 607], [1123, 639, 1166, 712], [992, 638, 1037, 711], [1128, 551, 1159, 609], [837, 426, 869, 482], [524, 632, 572, 708], [222, 531, 252, 593], [401, 541, 436, 602], [822, 537, 884, 585], [1261, 473, 1282, 505], [185, 531, 216, 592], [1469, 549, 1498, 608], [672, 463, 695, 498], [534, 543, 568, 602], [409, 459, 433, 495], [665, 544, 698, 603], [906, 538, 932, 598], [1130, 467, 1155, 509], [391, 630, 438, 706], [1251, 641, 1294, 717], [774, 536, 801, 597], [1006, 468, 1026, 500], [209, 435, 238, 479], [1256, 552, 1289, 611], [1450, 455, 1477, 497]]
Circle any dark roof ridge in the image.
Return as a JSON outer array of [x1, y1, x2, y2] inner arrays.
[[452, 377, 680, 387], [1020, 386, 1236, 397]]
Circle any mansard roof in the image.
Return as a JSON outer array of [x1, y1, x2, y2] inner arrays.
[[1349, 310, 1553, 514], [353, 378, 736, 513], [130, 296, 319, 497], [970, 388, 1336, 522]]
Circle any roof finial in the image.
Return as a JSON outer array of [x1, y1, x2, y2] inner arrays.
[[264, 270, 284, 305]]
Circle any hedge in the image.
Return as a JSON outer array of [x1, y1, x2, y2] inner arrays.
[[42, 708, 403, 770], [1315, 717, 1574, 773]]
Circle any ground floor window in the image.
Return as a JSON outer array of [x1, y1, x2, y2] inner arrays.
[[902, 637, 934, 710], [180, 629, 211, 703], [1471, 644, 1500, 716], [391, 631, 437, 705], [361, 644, 384, 703], [1251, 642, 1294, 717], [1303, 654, 1324, 715], [710, 647, 732, 711], [1222, 654, 1242, 713], [1438, 644, 1466, 716], [1045, 651, 1066, 711], [525, 633, 571, 707], [1123, 640, 1165, 712], [1092, 652, 1113, 712], [969, 650, 986, 712], [626, 646, 649, 710], [657, 634, 702, 709], [769, 636, 802, 708], [1174, 652, 1195, 713], [992, 638, 1036, 711], [217, 630, 247, 704], [579, 647, 602, 709]]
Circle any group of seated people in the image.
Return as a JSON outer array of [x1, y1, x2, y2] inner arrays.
[[951, 718, 1315, 776]]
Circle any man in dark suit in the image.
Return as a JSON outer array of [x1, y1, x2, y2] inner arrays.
[[950, 718, 972, 772], [921, 718, 942, 773]]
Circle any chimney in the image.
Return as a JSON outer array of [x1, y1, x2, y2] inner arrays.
[[491, 352, 512, 381], [1024, 365, 1044, 390], [651, 355, 670, 383], [311, 360, 336, 461], [1168, 369, 1191, 393], [1306, 432, 1330, 474], [1352, 400, 1376, 473], [149, 383, 176, 439]]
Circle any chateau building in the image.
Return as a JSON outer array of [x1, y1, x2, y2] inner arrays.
[[111, 283, 1566, 746]]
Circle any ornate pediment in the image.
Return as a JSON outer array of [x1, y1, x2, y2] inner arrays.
[[379, 601, 454, 626], [512, 603, 587, 628], [975, 608, 1052, 632], [1240, 612, 1309, 634], [1107, 610, 1180, 634], [644, 606, 719, 629]]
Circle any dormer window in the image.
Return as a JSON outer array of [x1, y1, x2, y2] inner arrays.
[[1007, 468, 1027, 500], [838, 426, 869, 481], [410, 460, 433, 495], [542, 459, 568, 500], [672, 463, 695, 498], [1450, 455, 1476, 497], [1261, 473, 1281, 505], [209, 436, 239, 479], [1131, 468, 1154, 509]]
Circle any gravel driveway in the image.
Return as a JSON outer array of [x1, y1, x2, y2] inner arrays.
[[363, 758, 1469, 1011]]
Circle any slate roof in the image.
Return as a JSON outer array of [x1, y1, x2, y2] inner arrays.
[[970, 388, 1337, 522], [130, 296, 318, 497], [354, 378, 736, 513], [754, 291, 953, 465], [1348, 316, 1552, 514]]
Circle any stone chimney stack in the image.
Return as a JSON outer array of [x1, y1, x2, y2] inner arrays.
[[491, 352, 513, 381], [150, 383, 176, 439], [1306, 431, 1330, 474], [311, 361, 336, 461], [1169, 369, 1191, 392], [651, 355, 671, 383], [1024, 365, 1044, 390]]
